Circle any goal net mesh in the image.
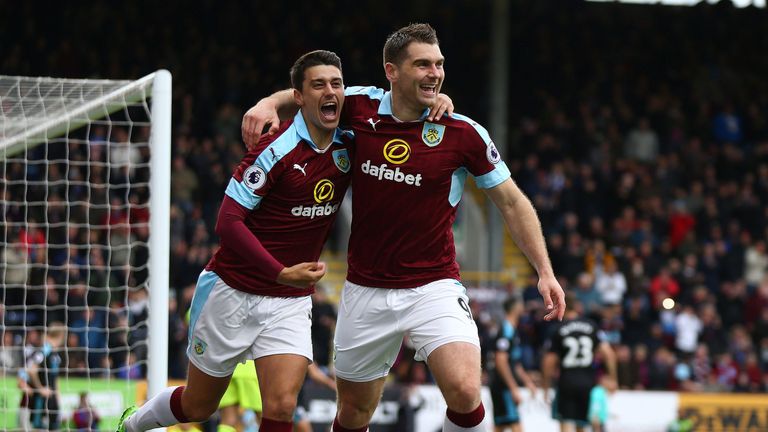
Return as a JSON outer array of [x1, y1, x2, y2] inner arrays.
[[0, 74, 160, 430]]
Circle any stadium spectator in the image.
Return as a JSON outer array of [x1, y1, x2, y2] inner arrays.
[[107, 301, 130, 375], [42, 277, 66, 324], [674, 304, 702, 356], [115, 352, 143, 380], [744, 241, 768, 288], [624, 118, 659, 164], [126, 287, 150, 369], [753, 308, 768, 349], [713, 352, 739, 390], [712, 104, 744, 145], [0, 330, 23, 372], [71, 392, 100, 431], [594, 259, 627, 306], [614, 345, 633, 389], [1, 239, 28, 292], [109, 128, 142, 186], [649, 267, 680, 310], [171, 156, 199, 214], [64, 332, 87, 377], [574, 272, 601, 315], [630, 345, 651, 390], [647, 347, 675, 390]]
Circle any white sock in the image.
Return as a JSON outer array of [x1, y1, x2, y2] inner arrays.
[[125, 386, 185, 432], [443, 417, 486, 432]]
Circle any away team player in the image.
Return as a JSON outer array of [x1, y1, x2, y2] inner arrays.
[[117, 50, 352, 432], [244, 23, 565, 432], [543, 300, 616, 432], [490, 298, 537, 432]]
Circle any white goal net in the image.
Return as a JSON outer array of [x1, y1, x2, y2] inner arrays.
[[0, 71, 170, 431]]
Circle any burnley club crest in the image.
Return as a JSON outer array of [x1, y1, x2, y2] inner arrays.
[[333, 149, 351, 173], [422, 122, 445, 147]]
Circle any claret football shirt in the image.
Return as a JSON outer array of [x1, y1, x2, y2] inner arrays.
[[341, 86, 511, 288], [207, 111, 354, 297]]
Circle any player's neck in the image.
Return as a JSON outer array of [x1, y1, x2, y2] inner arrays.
[[390, 90, 425, 122], [306, 123, 335, 150]]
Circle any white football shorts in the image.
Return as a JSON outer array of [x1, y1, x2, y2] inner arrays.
[[187, 270, 313, 377], [333, 278, 480, 382]]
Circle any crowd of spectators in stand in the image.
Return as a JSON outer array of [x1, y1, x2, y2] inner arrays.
[[474, 2, 768, 395], [0, 123, 152, 379], [1, 1, 767, 396]]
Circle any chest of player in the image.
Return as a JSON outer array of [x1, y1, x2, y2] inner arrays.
[[265, 147, 352, 208], [350, 118, 463, 188]]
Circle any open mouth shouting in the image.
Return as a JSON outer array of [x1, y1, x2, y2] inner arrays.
[[320, 100, 339, 122]]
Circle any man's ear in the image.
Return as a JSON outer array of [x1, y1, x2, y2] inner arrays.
[[384, 62, 398, 84], [293, 88, 304, 107]]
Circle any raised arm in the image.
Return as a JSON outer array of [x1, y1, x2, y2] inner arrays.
[[242, 88, 455, 150], [485, 178, 566, 321], [241, 89, 297, 149]]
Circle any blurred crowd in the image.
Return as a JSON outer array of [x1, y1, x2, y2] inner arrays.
[[0, 124, 152, 379], [480, 1, 768, 394], [1, 0, 767, 398]]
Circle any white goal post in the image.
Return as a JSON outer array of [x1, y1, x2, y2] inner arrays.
[[0, 70, 170, 429]]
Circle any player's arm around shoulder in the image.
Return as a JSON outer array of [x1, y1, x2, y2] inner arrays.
[[242, 90, 295, 149], [243, 85, 378, 149]]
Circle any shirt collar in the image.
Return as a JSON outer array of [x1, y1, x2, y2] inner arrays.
[[293, 111, 347, 148], [377, 91, 430, 121]]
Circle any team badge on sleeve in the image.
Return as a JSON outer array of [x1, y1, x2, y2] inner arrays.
[[422, 122, 446, 147], [243, 165, 267, 190], [333, 149, 351, 173], [487, 141, 502, 164]]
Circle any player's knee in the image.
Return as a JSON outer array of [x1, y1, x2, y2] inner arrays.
[[264, 394, 298, 421], [339, 397, 377, 421], [443, 380, 481, 411]]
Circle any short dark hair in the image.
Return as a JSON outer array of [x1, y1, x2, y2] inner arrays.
[[383, 23, 439, 66], [290, 50, 342, 90]]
